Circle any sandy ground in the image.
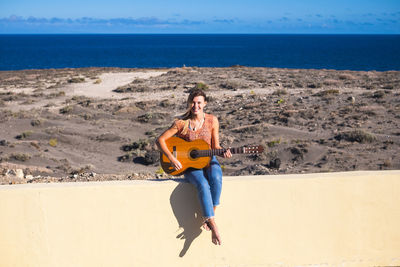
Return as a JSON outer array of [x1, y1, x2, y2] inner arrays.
[[67, 71, 167, 99], [0, 67, 399, 184]]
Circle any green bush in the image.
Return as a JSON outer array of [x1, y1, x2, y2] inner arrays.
[[195, 82, 209, 90], [267, 139, 281, 147], [49, 138, 58, 147]]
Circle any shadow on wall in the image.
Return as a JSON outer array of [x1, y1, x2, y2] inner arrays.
[[170, 181, 204, 257]]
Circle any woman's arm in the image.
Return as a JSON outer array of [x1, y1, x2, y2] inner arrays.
[[157, 125, 183, 171], [211, 116, 232, 158]]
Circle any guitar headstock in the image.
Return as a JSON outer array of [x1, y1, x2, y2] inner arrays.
[[243, 145, 264, 154]]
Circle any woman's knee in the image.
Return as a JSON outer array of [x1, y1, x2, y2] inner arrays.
[[207, 163, 222, 183], [185, 170, 210, 191]]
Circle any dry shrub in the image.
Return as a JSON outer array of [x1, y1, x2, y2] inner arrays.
[[372, 90, 385, 98], [81, 114, 93, 120], [382, 84, 394, 90], [70, 164, 93, 175], [359, 105, 384, 116], [95, 133, 121, 142], [16, 131, 33, 140], [11, 153, 31, 162], [22, 99, 35, 105], [12, 110, 33, 119], [323, 79, 341, 86], [114, 106, 141, 114], [30, 141, 40, 149], [59, 105, 73, 114], [383, 159, 392, 167], [338, 106, 352, 116], [220, 81, 241, 90], [31, 119, 43, 126], [159, 99, 173, 108], [338, 73, 356, 80], [68, 77, 85, 83], [364, 84, 375, 90], [118, 153, 135, 162], [272, 89, 288, 96], [0, 109, 12, 123], [335, 130, 376, 143], [313, 89, 340, 97], [293, 82, 303, 88], [132, 78, 145, 84], [44, 126, 63, 135], [307, 83, 322, 88], [249, 74, 267, 83], [1, 92, 19, 102], [46, 91, 66, 99], [137, 113, 167, 123], [121, 139, 150, 152], [232, 125, 263, 134], [113, 84, 146, 93], [71, 95, 88, 102], [363, 109, 377, 116], [166, 68, 188, 75]]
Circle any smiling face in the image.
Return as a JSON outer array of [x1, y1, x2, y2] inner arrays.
[[190, 95, 207, 116]]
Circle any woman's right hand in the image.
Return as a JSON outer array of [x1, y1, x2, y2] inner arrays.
[[169, 156, 182, 171]]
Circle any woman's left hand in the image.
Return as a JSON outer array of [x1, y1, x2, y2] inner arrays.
[[223, 148, 232, 158]]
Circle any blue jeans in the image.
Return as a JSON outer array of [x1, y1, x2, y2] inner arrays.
[[184, 156, 223, 219]]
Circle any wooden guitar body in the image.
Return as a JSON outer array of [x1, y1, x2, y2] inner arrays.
[[160, 136, 211, 176]]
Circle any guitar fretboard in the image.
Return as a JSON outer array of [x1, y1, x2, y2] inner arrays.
[[195, 147, 246, 157]]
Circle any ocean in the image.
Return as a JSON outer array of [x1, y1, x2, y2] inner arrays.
[[0, 34, 399, 71]]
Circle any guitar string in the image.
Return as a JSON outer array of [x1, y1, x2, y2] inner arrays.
[[197, 147, 248, 157]]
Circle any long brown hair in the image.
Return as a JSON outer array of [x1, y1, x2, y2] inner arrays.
[[179, 89, 207, 120]]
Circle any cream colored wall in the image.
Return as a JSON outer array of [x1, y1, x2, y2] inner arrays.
[[1, 170, 399, 267]]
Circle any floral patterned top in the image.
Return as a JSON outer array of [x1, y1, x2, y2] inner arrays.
[[172, 113, 217, 148]]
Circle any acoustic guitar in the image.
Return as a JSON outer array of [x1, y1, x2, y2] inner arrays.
[[160, 136, 264, 176]]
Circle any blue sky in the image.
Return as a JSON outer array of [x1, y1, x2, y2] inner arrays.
[[0, 0, 399, 33]]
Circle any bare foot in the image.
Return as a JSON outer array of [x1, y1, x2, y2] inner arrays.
[[203, 220, 211, 231], [202, 206, 217, 231], [207, 218, 222, 245]]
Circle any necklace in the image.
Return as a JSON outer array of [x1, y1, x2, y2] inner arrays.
[[189, 114, 205, 131]]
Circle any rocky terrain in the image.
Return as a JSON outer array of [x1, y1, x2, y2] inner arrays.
[[0, 66, 399, 184]]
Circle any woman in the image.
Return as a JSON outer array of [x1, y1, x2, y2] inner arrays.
[[157, 89, 231, 246]]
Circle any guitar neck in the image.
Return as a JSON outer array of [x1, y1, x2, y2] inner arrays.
[[196, 147, 244, 157]]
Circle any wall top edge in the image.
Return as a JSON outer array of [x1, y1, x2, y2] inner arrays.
[[0, 170, 399, 190]]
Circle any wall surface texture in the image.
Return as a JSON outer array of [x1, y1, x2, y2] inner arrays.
[[1, 170, 400, 267]]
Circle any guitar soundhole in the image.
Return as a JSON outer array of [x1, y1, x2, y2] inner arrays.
[[190, 149, 199, 159]]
